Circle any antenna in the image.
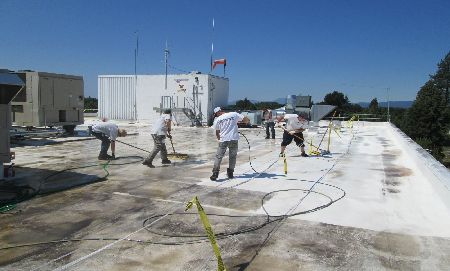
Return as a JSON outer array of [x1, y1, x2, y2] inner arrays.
[[164, 41, 170, 90], [210, 18, 214, 73], [134, 31, 139, 77]]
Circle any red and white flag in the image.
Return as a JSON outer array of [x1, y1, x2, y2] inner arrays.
[[212, 58, 226, 69]]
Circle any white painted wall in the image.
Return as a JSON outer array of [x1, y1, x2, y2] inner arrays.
[[98, 76, 136, 120]]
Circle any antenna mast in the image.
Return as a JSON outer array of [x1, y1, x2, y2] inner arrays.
[[210, 18, 214, 73], [134, 31, 139, 77], [164, 41, 169, 90]]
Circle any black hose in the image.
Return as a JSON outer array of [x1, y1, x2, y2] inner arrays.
[[238, 132, 259, 174]]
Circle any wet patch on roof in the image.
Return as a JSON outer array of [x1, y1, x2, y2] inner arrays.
[[383, 187, 400, 194], [330, 169, 344, 179], [204, 189, 272, 211], [384, 167, 413, 178], [369, 232, 421, 270]]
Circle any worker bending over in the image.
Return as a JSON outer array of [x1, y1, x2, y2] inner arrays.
[[143, 109, 173, 168], [92, 122, 127, 160], [210, 107, 250, 181], [278, 114, 309, 157]]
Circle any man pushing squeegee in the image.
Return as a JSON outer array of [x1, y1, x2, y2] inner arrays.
[[142, 109, 188, 168]]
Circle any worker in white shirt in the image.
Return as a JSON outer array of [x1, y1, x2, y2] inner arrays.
[[210, 107, 250, 181], [263, 108, 275, 139], [142, 109, 173, 168], [278, 113, 309, 157], [91, 122, 127, 160]]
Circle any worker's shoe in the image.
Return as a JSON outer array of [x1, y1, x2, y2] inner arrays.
[[301, 152, 309, 157], [142, 160, 155, 168], [98, 154, 113, 160], [226, 168, 234, 179], [210, 172, 219, 181], [161, 159, 172, 165], [265, 136, 270, 139]]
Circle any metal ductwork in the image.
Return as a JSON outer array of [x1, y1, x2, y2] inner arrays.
[[310, 104, 337, 123]]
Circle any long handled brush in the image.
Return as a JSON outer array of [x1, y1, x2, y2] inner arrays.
[[115, 138, 189, 160], [167, 137, 189, 160]]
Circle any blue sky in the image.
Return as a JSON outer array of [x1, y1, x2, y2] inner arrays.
[[1, 0, 449, 103]]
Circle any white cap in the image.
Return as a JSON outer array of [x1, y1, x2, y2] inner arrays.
[[213, 107, 222, 114]]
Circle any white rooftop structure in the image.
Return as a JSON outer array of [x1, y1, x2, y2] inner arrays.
[[98, 73, 229, 126]]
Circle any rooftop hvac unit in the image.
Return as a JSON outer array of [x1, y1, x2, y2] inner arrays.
[[0, 72, 25, 179], [296, 96, 312, 108], [11, 71, 84, 132]]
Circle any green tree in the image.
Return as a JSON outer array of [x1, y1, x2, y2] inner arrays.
[[431, 52, 450, 105], [323, 91, 350, 108], [84, 96, 98, 110], [368, 98, 379, 113], [343, 103, 364, 114], [404, 81, 450, 160], [235, 98, 256, 110], [320, 90, 361, 116], [254, 102, 283, 110], [389, 107, 408, 128]]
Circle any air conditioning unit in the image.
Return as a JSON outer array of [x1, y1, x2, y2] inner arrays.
[[0, 71, 25, 179]]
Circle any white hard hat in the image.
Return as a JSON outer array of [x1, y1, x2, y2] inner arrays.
[[213, 107, 222, 114]]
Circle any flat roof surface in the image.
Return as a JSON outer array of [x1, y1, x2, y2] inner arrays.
[[1, 122, 449, 270]]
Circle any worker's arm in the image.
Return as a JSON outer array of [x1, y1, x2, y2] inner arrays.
[[216, 130, 220, 141]]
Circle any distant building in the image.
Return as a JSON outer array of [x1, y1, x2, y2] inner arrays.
[[98, 73, 229, 126]]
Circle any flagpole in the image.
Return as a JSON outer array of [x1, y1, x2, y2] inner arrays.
[[210, 18, 214, 73]]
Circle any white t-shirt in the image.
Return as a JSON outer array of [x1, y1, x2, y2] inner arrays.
[[212, 112, 244, 142], [92, 122, 118, 140], [284, 114, 308, 132], [152, 114, 171, 135]]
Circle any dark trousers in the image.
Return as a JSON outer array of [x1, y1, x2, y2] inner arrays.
[[92, 132, 111, 156], [212, 140, 238, 173], [146, 134, 168, 163], [265, 121, 275, 138]]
